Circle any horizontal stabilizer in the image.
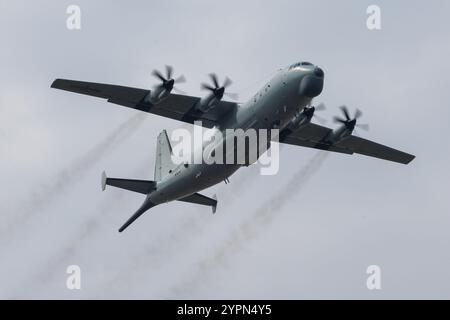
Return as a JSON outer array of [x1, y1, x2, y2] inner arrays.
[[178, 193, 218, 214], [102, 171, 156, 195]]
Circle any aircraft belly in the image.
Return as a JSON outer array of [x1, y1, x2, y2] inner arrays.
[[148, 163, 240, 205], [244, 82, 305, 134], [148, 73, 308, 206]]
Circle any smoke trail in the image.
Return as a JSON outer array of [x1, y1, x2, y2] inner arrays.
[[83, 161, 265, 298], [5, 156, 154, 299], [10, 136, 277, 298], [0, 113, 146, 238], [167, 151, 329, 298], [85, 147, 286, 298], [10, 123, 206, 298], [5, 124, 204, 298]]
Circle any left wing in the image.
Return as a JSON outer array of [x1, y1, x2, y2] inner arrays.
[[281, 123, 415, 165], [51, 79, 237, 128]]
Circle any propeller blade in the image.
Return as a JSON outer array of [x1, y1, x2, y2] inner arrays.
[[315, 102, 326, 112], [201, 83, 215, 91], [175, 75, 186, 84], [153, 66, 185, 91], [340, 105, 351, 121], [333, 116, 347, 124], [355, 108, 363, 119], [152, 69, 167, 83], [209, 73, 220, 88], [165, 65, 173, 80], [223, 77, 233, 88], [356, 123, 370, 131]]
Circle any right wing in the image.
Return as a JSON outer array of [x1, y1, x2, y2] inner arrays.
[[51, 79, 237, 128], [280, 123, 353, 155], [281, 123, 415, 164], [335, 135, 415, 164]]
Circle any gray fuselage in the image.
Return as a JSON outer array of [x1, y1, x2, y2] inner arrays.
[[148, 62, 324, 205]]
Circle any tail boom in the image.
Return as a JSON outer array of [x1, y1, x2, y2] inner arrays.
[[118, 200, 157, 233]]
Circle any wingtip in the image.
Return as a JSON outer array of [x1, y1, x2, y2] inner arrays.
[[406, 155, 416, 165], [50, 79, 61, 89], [212, 194, 218, 214], [101, 171, 107, 191], [401, 153, 416, 165]]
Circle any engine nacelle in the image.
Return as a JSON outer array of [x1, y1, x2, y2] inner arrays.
[[287, 112, 310, 131], [327, 126, 353, 144], [145, 86, 171, 105], [196, 93, 221, 113]]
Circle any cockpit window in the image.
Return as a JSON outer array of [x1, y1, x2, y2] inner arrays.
[[289, 61, 313, 70]]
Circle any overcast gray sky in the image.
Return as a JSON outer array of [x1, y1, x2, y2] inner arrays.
[[1, 0, 449, 299]]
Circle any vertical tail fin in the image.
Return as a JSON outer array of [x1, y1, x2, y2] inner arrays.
[[154, 130, 177, 181]]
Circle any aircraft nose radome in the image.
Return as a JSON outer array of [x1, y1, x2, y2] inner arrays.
[[314, 67, 324, 78], [299, 73, 324, 98]]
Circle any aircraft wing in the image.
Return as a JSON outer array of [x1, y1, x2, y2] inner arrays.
[[335, 135, 415, 164], [51, 79, 237, 128], [281, 123, 415, 164], [280, 123, 353, 154]]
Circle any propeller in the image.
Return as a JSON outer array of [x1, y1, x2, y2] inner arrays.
[[201, 73, 239, 100], [333, 105, 370, 132], [152, 65, 186, 93], [302, 102, 327, 124]]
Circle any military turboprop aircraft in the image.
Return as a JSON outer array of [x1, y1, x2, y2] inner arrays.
[[51, 62, 415, 232]]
